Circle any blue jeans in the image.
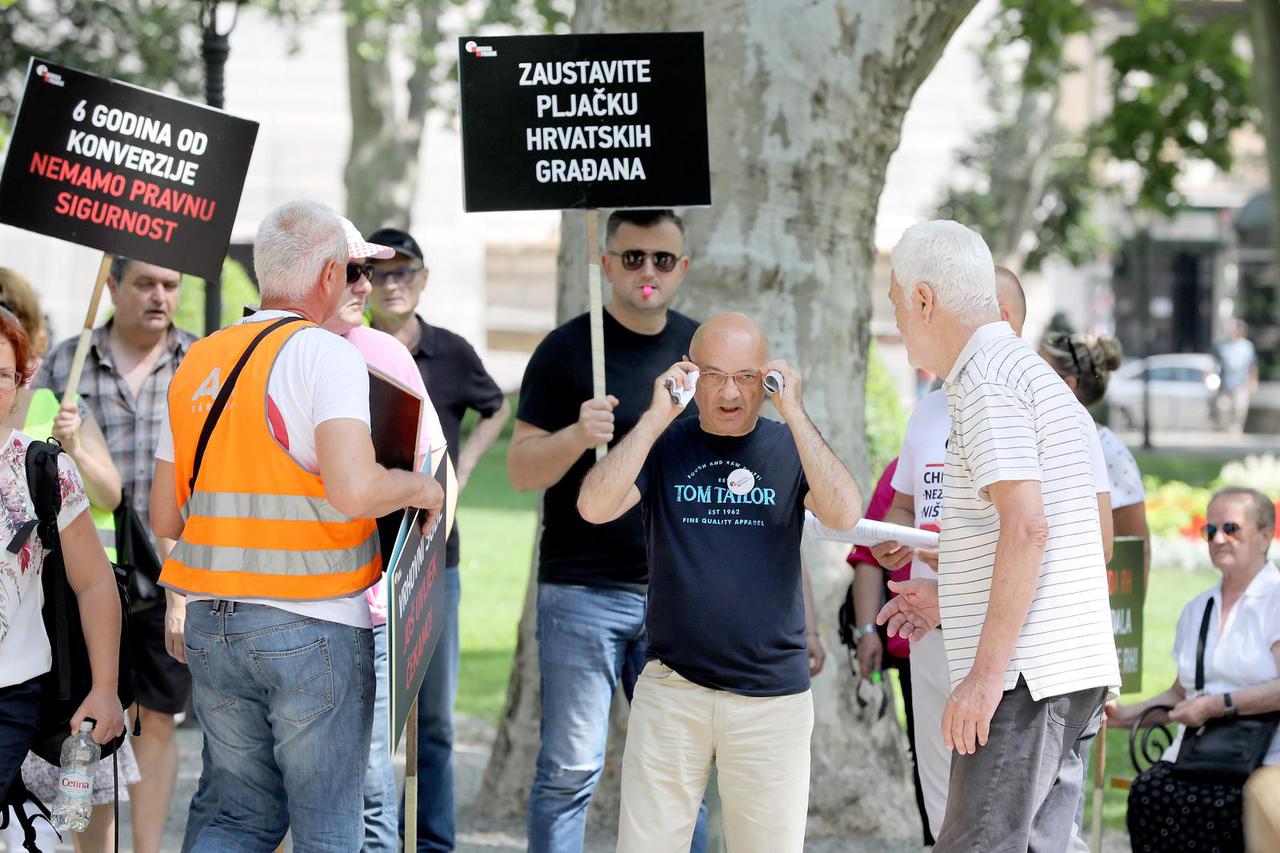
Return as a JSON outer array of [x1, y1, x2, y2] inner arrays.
[[179, 735, 217, 853], [364, 623, 399, 851], [183, 601, 375, 853], [407, 565, 461, 851], [527, 583, 707, 853]]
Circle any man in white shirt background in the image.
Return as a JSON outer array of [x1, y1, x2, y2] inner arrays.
[[878, 220, 1120, 851], [869, 264, 1113, 841]]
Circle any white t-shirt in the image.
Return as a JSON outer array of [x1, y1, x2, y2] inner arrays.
[[1097, 426, 1144, 510], [1165, 562, 1280, 765], [157, 311, 374, 628], [0, 431, 91, 687], [940, 322, 1120, 701], [894, 388, 1111, 583]]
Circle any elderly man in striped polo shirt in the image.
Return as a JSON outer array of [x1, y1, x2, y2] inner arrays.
[[877, 220, 1120, 851]]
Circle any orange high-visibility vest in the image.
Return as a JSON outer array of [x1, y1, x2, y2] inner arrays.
[[160, 318, 381, 600]]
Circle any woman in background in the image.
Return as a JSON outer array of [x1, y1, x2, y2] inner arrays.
[[1040, 332, 1151, 586]]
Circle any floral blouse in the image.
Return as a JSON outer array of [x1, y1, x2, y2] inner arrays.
[[0, 430, 89, 688]]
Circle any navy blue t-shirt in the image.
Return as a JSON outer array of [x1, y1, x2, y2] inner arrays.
[[635, 417, 810, 697]]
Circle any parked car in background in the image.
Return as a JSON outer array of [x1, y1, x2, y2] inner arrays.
[[1107, 353, 1222, 432]]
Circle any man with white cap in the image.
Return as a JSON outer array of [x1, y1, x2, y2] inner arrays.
[[152, 200, 443, 851]]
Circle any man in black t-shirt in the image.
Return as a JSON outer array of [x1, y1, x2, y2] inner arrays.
[[578, 312, 862, 853], [510, 209, 707, 853], [365, 227, 510, 852]]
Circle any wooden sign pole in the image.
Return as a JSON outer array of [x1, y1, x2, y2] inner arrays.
[[587, 210, 606, 461], [60, 253, 112, 409], [1090, 715, 1107, 852], [405, 695, 419, 850]]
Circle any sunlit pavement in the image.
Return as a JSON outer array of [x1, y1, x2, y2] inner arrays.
[[19, 717, 1132, 852]]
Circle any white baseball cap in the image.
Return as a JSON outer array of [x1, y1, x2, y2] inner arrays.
[[339, 216, 396, 260]]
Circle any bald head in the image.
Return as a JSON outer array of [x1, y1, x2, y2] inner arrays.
[[995, 265, 1027, 334], [689, 312, 770, 365], [689, 313, 772, 435]]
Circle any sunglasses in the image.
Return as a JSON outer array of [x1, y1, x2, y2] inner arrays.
[[610, 250, 680, 273], [370, 266, 423, 287], [1201, 522, 1252, 542], [346, 261, 375, 285]]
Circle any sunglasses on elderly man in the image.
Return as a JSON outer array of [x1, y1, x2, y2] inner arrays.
[[1201, 522, 1250, 542], [609, 250, 680, 273], [346, 261, 375, 285]]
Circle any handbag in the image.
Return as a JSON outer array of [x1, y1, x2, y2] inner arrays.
[[1174, 596, 1280, 782], [114, 489, 164, 613]]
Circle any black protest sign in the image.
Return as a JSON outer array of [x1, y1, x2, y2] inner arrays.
[[388, 456, 448, 751], [0, 59, 258, 280], [1107, 537, 1146, 694], [458, 32, 710, 212], [370, 366, 424, 559]]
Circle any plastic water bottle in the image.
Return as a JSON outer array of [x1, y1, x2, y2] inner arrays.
[[51, 721, 98, 832]]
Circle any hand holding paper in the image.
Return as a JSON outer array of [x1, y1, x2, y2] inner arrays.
[[803, 510, 940, 550]]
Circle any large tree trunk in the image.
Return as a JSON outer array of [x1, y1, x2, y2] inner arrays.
[[483, 0, 977, 841], [342, 0, 441, 231], [1247, 0, 1280, 275]]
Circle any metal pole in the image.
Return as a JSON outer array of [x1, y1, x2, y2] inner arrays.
[[200, 0, 242, 335], [1138, 228, 1154, 449]]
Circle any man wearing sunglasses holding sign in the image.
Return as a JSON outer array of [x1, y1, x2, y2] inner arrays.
[[509, 209, 706, 852], [577, 312, 861, 852]]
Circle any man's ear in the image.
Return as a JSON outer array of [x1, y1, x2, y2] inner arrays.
[[913, 281, 936, 322]]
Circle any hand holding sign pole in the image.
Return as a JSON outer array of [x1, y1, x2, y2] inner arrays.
[[587, 211, 606, 460]]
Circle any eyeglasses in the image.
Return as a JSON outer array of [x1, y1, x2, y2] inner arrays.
[[0, 370, 20, 393], [346, 261, 375, 285], [370, 266, 423, 287], [699, 370, 762, 390], [1201, 522, 1252, 542], [609, 250, 680, 273]]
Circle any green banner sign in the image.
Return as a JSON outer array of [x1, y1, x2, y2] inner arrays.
[[1107, 537, 1146, 694]]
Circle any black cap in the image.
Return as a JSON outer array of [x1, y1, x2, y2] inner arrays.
[[366, 227, 423, 262]]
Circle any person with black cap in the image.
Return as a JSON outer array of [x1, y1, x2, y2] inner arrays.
[[365, 226, 509, 852]]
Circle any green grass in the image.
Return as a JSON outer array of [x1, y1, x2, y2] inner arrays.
[[454, 432, 538, 720], [1132, 452, 1235, 489]]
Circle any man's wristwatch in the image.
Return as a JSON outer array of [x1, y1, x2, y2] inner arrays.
[[1223, 692, 1238, 719], [852, 623, 876, 643]]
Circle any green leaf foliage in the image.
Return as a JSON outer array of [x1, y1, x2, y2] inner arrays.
[[1090, 1, 1255, 214], [0, 1, 203, 143], [173, 257, 261, 335]]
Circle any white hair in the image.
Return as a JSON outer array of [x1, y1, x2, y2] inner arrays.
[[890, 220, 998, 324], [253, 200, 347, 302]]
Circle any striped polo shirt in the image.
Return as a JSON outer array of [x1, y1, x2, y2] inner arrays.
[[940, 322, 1120, 701]]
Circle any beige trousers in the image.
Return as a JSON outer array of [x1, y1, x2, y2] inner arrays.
[[617, 660, 814, 853], [1246, 764, 1280, 853]]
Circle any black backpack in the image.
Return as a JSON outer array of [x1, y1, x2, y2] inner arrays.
[[7, 439, 135, 764]]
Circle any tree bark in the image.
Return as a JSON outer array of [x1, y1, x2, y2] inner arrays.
[[986, 85, 1063, 268], [483, 0, 978, 840], [342, 0, 441, 231], [1246, 0, 1280, 274]]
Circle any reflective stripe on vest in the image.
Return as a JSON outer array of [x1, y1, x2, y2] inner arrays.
[[25, 389, 118, 562], [180, 490, 351, 525], [160, 319, 382, 601], [170, 527, 378, 576]]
